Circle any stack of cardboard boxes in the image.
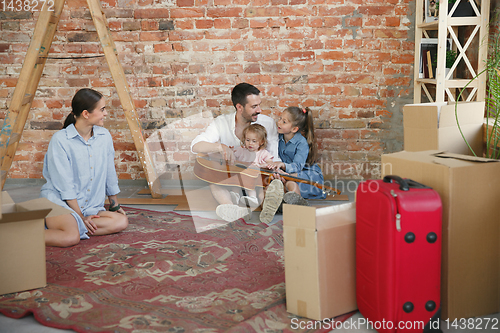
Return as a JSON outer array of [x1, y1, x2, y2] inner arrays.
[[283, 101, 500, 322]]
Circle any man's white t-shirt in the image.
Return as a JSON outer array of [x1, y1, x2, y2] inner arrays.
[[190, 112, 281, 161]]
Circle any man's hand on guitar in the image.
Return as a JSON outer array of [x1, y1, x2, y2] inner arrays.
[[219, 144, 235, 165]]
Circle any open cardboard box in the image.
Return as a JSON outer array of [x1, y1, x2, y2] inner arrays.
[[381, 151, 500, 320], [283, 202, 357, 321], [403, 101, 484, 155], [0, 191, 71, 295]]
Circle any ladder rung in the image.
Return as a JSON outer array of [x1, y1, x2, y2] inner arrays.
[[21, 94, 33, 106], [48, 14, 59, 24]]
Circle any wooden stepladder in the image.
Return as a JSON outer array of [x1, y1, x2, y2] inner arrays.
[[0, 0, 162, 198]]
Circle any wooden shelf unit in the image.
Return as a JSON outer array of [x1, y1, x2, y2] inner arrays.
[[413, 0, 490, 103]]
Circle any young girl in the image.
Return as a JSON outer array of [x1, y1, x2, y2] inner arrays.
[[232, 123, 274, 208], [41, 88, 128, 247], [267, 106, 326, 202]]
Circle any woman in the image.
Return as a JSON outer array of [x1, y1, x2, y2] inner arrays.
[[41, 88, 128, 247]]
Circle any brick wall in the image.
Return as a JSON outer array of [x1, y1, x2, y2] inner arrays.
[[0, 0, 492, 185]]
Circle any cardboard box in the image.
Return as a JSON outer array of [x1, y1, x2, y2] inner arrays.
[[403, 101, 484, 155], [381, 151, 500, 320], [283, 202, 357, 321], [0, 192, 70, 295]]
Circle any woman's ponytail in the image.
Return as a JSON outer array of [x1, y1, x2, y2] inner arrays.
[[63, 113, 76, 129]]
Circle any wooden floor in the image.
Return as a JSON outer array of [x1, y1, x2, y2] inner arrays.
[[115, 188, 349, 211]]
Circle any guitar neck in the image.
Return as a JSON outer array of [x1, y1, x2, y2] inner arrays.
[[202, 156, 341, 196]]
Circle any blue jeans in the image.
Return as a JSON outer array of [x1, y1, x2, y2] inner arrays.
[[296, 164, 326, 199]]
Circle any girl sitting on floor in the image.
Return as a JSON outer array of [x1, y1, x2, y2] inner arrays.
[[259, 106, 326, 223]]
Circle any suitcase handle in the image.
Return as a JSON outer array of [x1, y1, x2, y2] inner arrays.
[[383, 175, 409, 191]]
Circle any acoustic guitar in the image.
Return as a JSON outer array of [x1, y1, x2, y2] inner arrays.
[[194, 153, 341, 196]]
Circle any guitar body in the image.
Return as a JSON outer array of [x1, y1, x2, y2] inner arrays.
[[194, 155, 270, 191], [194, 154, 341, 196]]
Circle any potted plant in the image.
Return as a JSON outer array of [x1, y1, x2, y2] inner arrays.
[[445, 50, 458, 78], [431, 49, 458, 77], [455, 32, 500, 158]]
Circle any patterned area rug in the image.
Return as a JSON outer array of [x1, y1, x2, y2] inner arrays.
[[0, 207, 354, 332]]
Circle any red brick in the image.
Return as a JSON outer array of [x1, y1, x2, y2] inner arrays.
[[231, 18, 248, 29], [345, 17, 362, 27], [171, 8, 204, 18], [244, 63, 260, 73], [82, 44, 101, 54], [374, 29, 406, 39], [317, 51, 353, 60], [177, 0, 194, 6], [90, 78, 114, 87], [66, 78, 89, 87], [101, 0, 117, 7], [154, 44, 173, 52], [111, 31, 140, 42], [352, 99, 384, 108], [365, 17, 383, 26], [360, 51, 391, 62], [282, 7, 315, 16], [305, 40, 324, 49], [391, 53, 414, 64], [134, 9, 170, 19], [386, 17, 400, 26], [196, 19, 214, 29], [0, 78, 18, 87], [381, 77, 412, 86], [319, 6, 356, 16], [358, 5, 394, 15], [141, 21, 159, 31], [337, 74, 373, 84], [176, 20, 194, 30], [140, 31, 168, 41], [58, 21, 84, 31], [208, 8, 243, 17], [285, 17, 305, 27], [281, 51, 315, 62], [169, 31, 204, 41], [250, 19, 268, 28], [134, 99, 148, 108], [245, 7, 279, 17], [193, 41, 209, 51]]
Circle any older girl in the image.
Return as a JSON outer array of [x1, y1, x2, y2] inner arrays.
[[269, 106, 326, 200]]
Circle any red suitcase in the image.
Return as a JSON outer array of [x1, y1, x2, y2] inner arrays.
[[356, 176, 442, 333]]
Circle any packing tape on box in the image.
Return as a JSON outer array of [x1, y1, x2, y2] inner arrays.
[[297, 300, 307, 317], [296, 228, 305, 247]]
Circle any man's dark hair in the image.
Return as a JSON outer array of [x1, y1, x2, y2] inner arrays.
[[231, 83, 260, 108]]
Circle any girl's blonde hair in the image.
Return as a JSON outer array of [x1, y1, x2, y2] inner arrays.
[[284, 106, 318, 165], [241, 123, 268, 150]]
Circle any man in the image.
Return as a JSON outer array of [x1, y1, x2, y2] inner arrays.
[[191, 83, 282, 222]]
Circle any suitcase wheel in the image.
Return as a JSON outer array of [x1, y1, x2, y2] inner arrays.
[[425, 300, 436, 312], [427, 232, 438, 243], [404, 232, 415, 243], [403, 302, 414, 313]]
